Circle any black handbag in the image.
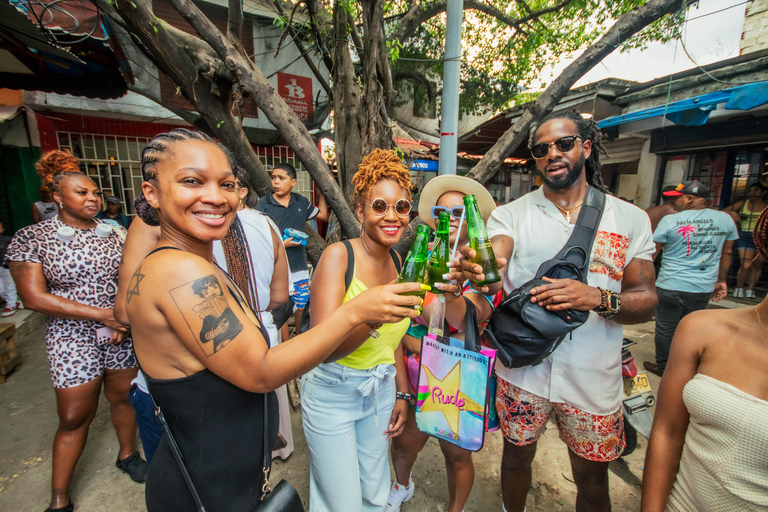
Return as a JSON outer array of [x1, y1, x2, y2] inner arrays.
[[484, 186, 605, 368], [147, 387, 304, 512]]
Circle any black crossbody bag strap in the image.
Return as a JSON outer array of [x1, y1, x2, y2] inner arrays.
[[536, 186, 605, 280]]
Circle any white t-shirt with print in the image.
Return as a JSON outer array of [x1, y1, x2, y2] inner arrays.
[[487, 188, 654, 415]]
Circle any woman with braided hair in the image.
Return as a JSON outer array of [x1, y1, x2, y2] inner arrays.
[[7, 150, 144, 512], [123, 129, 421, 511], [642, 206, 768, 511]]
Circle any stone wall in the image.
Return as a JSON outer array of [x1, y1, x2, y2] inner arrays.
[[741, 0, 768, 55]]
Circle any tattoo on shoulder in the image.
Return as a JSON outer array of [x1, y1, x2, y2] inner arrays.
[[127, 265, 144, 304], [170, 274, 243, 356]]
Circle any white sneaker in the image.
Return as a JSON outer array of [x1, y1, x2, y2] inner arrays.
[[746, 289, 755, 298], [1, 307, 14, 317], [15, 300, 23, 310], [735, 288, 745, 298], [386, 475, 414, 512]]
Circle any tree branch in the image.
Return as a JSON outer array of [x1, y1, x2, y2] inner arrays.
[[391, 0, 575, 46], [467, 0, 692, 183], [393, 69, 435, 102], [272, 0, 332, 98], [167, 0, 361, 239], [92, 0, 273, 196], [227, 0, 243, 43], [348, 12, 365, 60]]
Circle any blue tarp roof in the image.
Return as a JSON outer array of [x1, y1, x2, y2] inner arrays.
[[598, 81, 768, 129]]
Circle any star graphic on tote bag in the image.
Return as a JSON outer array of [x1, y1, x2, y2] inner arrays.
[[419, 361, 483, 438]]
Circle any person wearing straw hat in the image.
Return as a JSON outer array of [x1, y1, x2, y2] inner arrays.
[[387, 174, 498, 512]]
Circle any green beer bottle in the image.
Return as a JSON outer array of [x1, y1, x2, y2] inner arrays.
[[464, 194, 501, 285], [427, 211, 451, 294], [398, 224, 431, 302]]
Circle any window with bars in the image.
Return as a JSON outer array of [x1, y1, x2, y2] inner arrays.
[[57, 132, 150, 217]]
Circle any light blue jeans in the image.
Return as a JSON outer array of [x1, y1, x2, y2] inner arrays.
[[301, 362, 397, 512]]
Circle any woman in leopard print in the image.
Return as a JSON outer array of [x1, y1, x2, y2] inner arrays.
[[7, 151, 144, 512]]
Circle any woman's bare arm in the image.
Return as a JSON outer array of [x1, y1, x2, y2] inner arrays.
[[10, 261, 126, 331], [114, 217, 162, 325], [133, 251, 421, 393], [641, 314, 705, 512]]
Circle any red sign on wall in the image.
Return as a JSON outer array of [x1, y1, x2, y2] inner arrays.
[[277, 73, 313, 122]]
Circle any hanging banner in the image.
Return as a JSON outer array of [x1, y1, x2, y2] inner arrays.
[[277, 73, 314, 122]]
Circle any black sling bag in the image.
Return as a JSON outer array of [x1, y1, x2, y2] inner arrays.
[[484, 186, 605, 368]]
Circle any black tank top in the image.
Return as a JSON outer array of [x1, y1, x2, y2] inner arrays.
[[140, 247, 278, 512]]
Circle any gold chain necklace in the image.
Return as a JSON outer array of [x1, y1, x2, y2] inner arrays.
[[553, 201, 584, 223], [755, 307, 768, 341]]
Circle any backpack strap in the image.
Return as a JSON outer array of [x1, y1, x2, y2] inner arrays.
[[545, 186, 606, 278], [389, 247, 402, 274], [342, 240, 355, 291]]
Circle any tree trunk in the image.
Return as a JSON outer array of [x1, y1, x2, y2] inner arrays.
[[360, 0, 394, 154], [467, 0, 692, 184], [332, 2, 365, 202], [167, 0, 361, 239]]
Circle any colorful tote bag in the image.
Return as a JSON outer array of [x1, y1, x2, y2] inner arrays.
[[415, 298, 496, 451]]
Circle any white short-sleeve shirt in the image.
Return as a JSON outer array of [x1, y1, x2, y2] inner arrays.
[[487, 188, 654, 415], [213, 209, 281, 347]]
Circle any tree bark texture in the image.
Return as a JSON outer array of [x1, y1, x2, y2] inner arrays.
[[332, 1, 365, 201], [360, 0, 394, 154], [467, 0, 692, 184], [166, 0, 361, 239], [92, 0, 273, 196]]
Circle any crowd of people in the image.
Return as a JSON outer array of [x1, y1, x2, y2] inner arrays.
[[5, 113, 767, 512]]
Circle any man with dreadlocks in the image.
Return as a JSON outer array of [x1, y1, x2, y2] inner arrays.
[[460, 110, 657, 511]]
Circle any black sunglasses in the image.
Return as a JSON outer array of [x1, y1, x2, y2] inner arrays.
[[370, 198, 412, 217], [431, 205, 464, 219], [531, 136, 582, 160]]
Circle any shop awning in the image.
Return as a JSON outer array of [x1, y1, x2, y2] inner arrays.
[[598, 81, 768, 129]]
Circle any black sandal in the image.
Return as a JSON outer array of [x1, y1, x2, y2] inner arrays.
[[44, 500, 74, 512]]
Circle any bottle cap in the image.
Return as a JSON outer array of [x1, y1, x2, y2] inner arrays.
[[57, 225, 75, 242], [95, 223, 113, 238]]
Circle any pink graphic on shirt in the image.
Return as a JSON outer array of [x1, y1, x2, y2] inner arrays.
[[590, 231, 631, 281], [676, 224, 697, 256]]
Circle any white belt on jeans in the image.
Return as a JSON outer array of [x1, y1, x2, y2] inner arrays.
[[355, 364, 393, 426]]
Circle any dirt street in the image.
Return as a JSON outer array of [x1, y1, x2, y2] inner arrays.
[[1, 317, 663, 512]]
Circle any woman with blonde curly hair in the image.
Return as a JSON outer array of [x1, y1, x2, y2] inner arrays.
[[302, 149, 423, 511]]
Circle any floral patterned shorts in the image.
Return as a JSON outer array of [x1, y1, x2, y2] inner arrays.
[[495, 378, 625, 462]]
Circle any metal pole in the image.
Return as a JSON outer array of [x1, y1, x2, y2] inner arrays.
[[438, 0, 463, 175]]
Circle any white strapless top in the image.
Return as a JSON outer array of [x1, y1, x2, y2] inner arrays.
[[667, 373, 768, 512]]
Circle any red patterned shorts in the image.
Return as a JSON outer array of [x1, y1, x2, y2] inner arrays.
[[495, 378, 625, 462]]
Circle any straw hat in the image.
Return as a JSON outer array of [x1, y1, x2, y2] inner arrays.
[[417, 175, 496, 229]]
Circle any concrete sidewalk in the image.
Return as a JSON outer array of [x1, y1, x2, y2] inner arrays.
[[0, 303, 747, 511]]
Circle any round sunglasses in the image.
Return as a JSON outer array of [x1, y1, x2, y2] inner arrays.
[[431, 205, 464, 219], [531, 135, 582, 160], [370, 198, 412, 217]]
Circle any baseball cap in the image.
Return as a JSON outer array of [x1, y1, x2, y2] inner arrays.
[[105, 195, 121, 204], [662, 181, 709, 198]]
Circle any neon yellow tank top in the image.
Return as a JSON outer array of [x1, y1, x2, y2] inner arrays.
[[336, 267, 410, 370], [741, 201, 761, 232]]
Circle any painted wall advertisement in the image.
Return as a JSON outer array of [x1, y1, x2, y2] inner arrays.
[[277, 73, 313, 122]]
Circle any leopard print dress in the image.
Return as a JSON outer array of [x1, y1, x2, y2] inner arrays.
[[7, 217, 136, 388]]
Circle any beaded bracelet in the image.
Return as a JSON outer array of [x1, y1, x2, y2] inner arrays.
[[396, 392, 415, 402]]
